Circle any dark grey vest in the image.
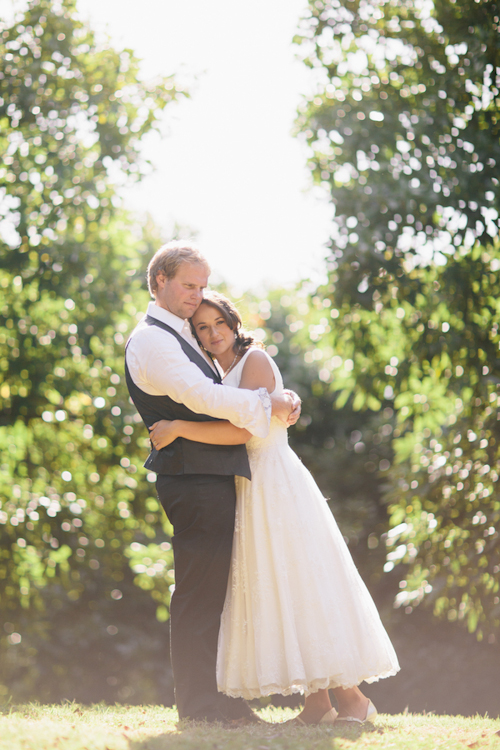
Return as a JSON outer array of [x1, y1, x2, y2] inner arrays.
[[125, 315, 251, 479]]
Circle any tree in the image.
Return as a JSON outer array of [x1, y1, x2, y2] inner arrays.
[[0, 0, 185, 700], [295, 0, 500, 639]]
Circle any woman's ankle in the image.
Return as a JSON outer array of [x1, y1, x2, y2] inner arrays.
[[335, 690, 369, 719], [302, 690, 332, 721]]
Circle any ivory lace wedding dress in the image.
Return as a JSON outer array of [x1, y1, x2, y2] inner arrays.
[[216, 348, 400, 699]]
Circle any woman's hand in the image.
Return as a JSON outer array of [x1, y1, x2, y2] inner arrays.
[[149, 420, 180, 450]]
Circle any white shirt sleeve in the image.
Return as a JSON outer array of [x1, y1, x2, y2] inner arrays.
[[126, 322, 271, 438]]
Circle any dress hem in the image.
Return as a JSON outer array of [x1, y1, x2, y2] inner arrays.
[[218, 666, 401, 700]]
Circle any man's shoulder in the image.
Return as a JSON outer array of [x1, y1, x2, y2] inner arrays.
[[127, 316, 180, 354]]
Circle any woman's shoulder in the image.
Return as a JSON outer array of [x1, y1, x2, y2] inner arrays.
[[237, 347, 276, 392], [241, 347, 282, 386], [240, 347, 277, 370], [243, 346, 269, 361]]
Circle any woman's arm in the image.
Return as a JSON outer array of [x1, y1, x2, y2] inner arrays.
[[238, 350, 298, 423], [149, 419, 251, 450], [239, 350, 276, 392]]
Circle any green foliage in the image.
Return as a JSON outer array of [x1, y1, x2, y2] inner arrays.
[[295, 0, 500, 302], [296, 0, 500, 638], [0, 0, 184, 695]]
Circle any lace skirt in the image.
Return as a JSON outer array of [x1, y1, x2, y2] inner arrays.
[[216, 439, 400, 699]]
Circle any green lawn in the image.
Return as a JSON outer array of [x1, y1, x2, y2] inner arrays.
[[0, 704, 499, 750]]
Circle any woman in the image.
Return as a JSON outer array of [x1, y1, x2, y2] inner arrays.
[[149, 292, 400, 725]]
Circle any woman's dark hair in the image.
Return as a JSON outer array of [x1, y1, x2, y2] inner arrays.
[[190, 291, 264, 356]]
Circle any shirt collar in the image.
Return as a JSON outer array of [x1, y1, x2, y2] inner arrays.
[[147, 301, 188, 334]]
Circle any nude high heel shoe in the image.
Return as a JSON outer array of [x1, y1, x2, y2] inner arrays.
[[319, 707, 338, 724], [286, 706, 338, 726], [336, 699, 377, 724]]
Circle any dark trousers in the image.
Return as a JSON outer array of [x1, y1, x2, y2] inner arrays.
[[157, 473, 238, 721]]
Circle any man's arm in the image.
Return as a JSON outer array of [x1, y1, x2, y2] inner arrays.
[[127, 324, 272, 437], [282, 390, 301, 425]]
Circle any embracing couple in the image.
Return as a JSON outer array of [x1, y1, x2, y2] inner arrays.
[[125, 241, 399, 726]]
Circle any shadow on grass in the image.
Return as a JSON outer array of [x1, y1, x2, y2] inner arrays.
[[128, 719, 383, 749]]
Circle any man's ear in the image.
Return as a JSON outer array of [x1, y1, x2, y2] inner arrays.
[[156, 272, 166, 289]]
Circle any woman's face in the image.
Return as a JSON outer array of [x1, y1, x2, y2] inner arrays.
[[191, 303, 235, 358]]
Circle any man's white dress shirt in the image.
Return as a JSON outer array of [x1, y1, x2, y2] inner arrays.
[[126, 302, 271, 438]]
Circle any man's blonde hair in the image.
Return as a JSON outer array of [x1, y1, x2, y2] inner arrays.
[[147, 241, 211, 297]]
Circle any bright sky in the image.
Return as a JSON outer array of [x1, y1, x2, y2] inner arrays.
[[4, 0, 334, 292]]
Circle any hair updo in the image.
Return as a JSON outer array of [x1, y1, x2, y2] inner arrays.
[[191, 291, 264, 357]]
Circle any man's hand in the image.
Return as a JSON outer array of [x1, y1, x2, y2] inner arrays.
[[285, 389, 301, 426], [271, 390, 302, 426]]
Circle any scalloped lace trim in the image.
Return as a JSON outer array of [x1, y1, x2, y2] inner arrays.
[[257, 386, 272, 425], [220, 667, 400, 700]]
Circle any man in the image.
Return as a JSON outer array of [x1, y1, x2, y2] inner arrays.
[[125, 241, 299, 724]]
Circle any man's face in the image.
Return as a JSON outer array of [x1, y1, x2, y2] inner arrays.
[[155, 262, 209, 319]]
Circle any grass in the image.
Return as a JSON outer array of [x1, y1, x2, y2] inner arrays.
[[0, 704, 499, 750]]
